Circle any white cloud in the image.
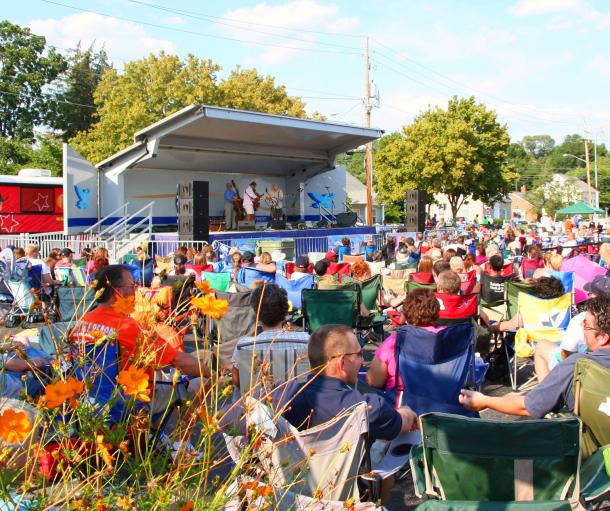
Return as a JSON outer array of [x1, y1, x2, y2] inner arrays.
[[220, 0, 360, 64], [588, 53, 610, 77], [166, 16, 186, 26], [509, 0, 583, 16], [28, 12, 176, 65]]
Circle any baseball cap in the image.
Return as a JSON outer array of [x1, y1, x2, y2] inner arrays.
[[325, 249, 337, 260], [173, 254, 187, 265], [295, 255, 309, 268], [241, 251, 255, 263], [583, 275, 610, 297], [60, 248, 74, 257]]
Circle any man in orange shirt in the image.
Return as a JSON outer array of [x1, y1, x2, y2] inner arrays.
[[73, 265, 209, 413]]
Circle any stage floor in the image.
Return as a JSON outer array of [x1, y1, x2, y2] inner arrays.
[[209, 225, 376, 242]]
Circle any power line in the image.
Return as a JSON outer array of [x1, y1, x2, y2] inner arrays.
[[39, 0, 362, 57], [126, 0, 363, 51], [0, 89, 96, 109], [126, 0, 365, 39]]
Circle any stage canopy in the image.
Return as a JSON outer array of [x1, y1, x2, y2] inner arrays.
[[97, 105, 383, 177], [555, 202, 603, 215]]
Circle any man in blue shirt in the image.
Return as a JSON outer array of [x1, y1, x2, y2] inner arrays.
[[280, 324, 418, 442], [224, 182, 237, 230], [460, 295, 610, 418]]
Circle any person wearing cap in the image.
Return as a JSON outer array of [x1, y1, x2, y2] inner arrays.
[[323, 249, 338, 263], [240, 251, 255, 267], [169, 254, 197, 277], [534, 275, 610, 381], [291, 255, 310, 281], [460, 295, 610, 418], [242, 181, 260, 222], [56, 248, 75, 268]]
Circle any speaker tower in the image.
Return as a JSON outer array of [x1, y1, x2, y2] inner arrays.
[[177, 181, 209, 242], [404, 190, 426, 232]]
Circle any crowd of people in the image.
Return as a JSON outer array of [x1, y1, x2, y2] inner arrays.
[[1, 216, 609, 505]]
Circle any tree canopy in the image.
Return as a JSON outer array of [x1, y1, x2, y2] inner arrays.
[[374, 96, 515, 220], [70, 53, 308, 164], [0, 20, 66, 141]]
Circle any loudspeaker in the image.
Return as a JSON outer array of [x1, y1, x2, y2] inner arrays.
[[269, 219, 286, 230], [404, 190, 426, 232], [178, 181, 209, 241], [334, 212, 358, 228], [238, 220, 256, 231]]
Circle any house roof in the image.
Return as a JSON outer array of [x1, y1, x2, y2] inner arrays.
[[345, 171, 376, 204]]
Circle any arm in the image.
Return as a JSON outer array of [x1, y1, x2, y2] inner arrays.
[[4, 357, 47, 372], [171, 351, 211, 379], [493, 312, 522, 332], [459, 389, 530, 416], [397, 406, 419, 432], [256, 262, 276, 273], [366, 357, 389, 389]]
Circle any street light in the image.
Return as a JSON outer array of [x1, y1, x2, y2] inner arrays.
[[563, 153, 596, 207]]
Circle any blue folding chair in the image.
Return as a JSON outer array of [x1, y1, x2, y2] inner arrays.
[[549, 270, 575, 295], [237, 266, 276, 287], [275, 273, 315, 310], [395, 323, 477, 417]]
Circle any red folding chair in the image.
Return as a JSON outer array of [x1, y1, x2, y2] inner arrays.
[[410, 272, 435, 284], [435, 293, 478, 326], [458, 270, 477, 294]]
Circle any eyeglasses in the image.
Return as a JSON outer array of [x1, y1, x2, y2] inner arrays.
[[583, 322, 598, 332], [330, 349, 364, 360]]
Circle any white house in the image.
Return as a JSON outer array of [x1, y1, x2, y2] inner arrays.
[[428, 193, 511, 222], [345, 172, 383, 224]]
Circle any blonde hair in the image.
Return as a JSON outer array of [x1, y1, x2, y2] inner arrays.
[[548, 253, 563, 271], [418, 255, 433, 273], [25, 243, 39, 257], [449, 256, 465, 273], [600, 243, 610, 266]]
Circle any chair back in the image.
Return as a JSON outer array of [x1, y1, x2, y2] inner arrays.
[[457, 270, 477, 295], [201, 271, 231, 292], [506, 281, 536, 320], [38, 321, 72, 355], [302, 289, 359, 332], [70, 267, 89, 287], [484, 261, 515, 278], [54, 266, 72, 285], [360, 274, 381, 312], [366, 260, 386, 276], [395, 323, 476, 416], [343, 254, 365, 265], [275, 273, 315, 310], [235, 337, 309, 394], [185, 264, 214, 279], [573, 358, 610, 459], [405, 280, 437, 293], [518, 292, 572, 331], [435, 293, 478, 326], [284, 262, 313, 279], [214, 289, 257, 368], [410, 272, 434, 284], [269, 401, 369, 502], [549, 271, 575, 295], [337, 246, 351, 262], [57, 286, 97, 322], [238, 266, 276, 286], [414, 412, 581, 501]]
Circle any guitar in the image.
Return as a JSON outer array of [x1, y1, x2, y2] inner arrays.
[[231, 180, 246, 221]]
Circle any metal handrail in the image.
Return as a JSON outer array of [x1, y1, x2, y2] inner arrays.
[[84, 203, 130, 235], [105, 202, 154, 258]]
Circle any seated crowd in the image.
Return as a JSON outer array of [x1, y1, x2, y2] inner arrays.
[[1, 224, 609, 504]]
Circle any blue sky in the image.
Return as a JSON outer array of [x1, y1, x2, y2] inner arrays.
[[6, 0, 610, 146]]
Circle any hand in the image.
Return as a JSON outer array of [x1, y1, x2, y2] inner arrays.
[[458, 389, 487, 411], [398, 406, 419, 432]]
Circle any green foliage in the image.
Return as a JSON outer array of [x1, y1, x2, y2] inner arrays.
[[48, 43, 112, 141], [0, 134, 62, 176], [374, 96, 515, 220], [70, 53, 308, 164], [526, 177, 580, 216], [0, 20, 66, 140], [521, 134, 555, 159]]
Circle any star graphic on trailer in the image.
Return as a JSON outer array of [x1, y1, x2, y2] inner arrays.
[[33, 193, 50, 211], [0, 215, 19, 233]]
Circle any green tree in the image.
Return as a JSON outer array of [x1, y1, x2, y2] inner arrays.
[[0, 134, 62, 176], [521, 134, 555, 159], [70, 53, 309, 164], [526, 177, 580, 216], [0, 21, 66, 141], [374, 96, 515, 220], [48, 43, 112, 141]]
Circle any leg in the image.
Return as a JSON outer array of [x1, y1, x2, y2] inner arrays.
[[224, 203, 232, 230], [533, 340, 560, 382]]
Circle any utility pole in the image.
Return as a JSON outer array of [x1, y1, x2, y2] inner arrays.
[[585, 138, 592, 206], [593, 137, 599, 208], [364, 37, 373, 226]]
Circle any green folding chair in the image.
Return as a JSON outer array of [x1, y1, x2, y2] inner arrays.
[[72, 257, 87, 269], [301, 288, 359, 333], [410, 413, 582, 504], [405, 280, 437, 293], [201, 271, 231, 292], [505, 281, 536, 321], [573, 358, 610, 459], [360, 274, 382, 313]]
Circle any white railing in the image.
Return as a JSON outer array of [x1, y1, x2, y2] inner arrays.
[[84, 203, 130, 236]]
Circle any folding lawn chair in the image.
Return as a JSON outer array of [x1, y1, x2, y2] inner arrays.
[[343, 254, 365, 264], [201, 271, 231, 292], [410, 272, 435, 284], [405, 280, 437, 293], [38, 321, 73, 355], [326, 262, 351, 277], [365, 260, 386, 276], [410, 413, 582, 507], [457, 270, 477, 294], [301, 288, 359, 333], [237, 266, 276, 287], [275, 273, 315, 310], [435, 293, 478, 326], [479, 272, 512, 322], [56, 286, 97, 322], [395, 323, 478, 415]]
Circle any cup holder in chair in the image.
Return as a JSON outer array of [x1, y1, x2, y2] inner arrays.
[[390, 443, 412, 456]]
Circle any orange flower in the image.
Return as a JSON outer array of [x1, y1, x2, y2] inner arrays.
[[191, 295, 229, 319], [179, 503, 194, 511], [116, 496, 133, 510], [0, 409, 33, 443], [96, 434, 114, 469], [256, 485, 273, 497], [194, 280, 212, 295], [45, 377, 84, 408], [116, 365, 150, 402], [112, 293, 135, 315]]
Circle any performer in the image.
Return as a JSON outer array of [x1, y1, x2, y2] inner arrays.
[[242, 181, 260, 222], [267, 184, 285, 221], [224, 182, 237, 230]]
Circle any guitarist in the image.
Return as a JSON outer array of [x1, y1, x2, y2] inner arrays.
[[223, 182, 239, 230], [242, 181, 261, 222]]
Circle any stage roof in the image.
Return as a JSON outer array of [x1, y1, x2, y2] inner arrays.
[[97, 105, 383, 177]]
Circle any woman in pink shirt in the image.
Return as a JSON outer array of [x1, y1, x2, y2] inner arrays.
[[366, 288, 445, 393]]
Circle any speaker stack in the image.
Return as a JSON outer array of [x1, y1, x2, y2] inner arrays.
[[404, 190, 426, 232], [177, 181, 209, 242]]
